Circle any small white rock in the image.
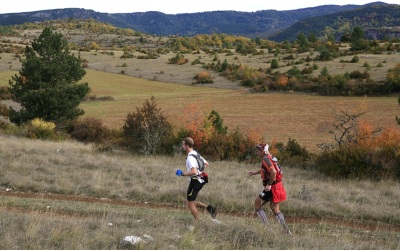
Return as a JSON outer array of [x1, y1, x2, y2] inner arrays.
[[122, 235, 142, 245], [143, 234, 154, 241]]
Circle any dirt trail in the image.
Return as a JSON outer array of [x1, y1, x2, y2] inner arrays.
[[1, 190, 399, 232]]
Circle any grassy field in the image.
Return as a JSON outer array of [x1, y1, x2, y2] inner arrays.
[[1, 30, 400, 152], [1, 25, 400, 249], [1, 69, 398, 152], [0, 134, 399, 249], [75, 69, 400, 152]]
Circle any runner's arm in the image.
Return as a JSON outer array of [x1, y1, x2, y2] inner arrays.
[[182, 167, 198, 176], [248, 170, 261, 176]]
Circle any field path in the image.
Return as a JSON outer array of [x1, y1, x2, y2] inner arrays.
[[1, 190, 399, 233]]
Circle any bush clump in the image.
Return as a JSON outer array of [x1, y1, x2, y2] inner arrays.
[[70, 117, 111, 144], [194, 71, 214, 84], [27, 118, 56, 139], [314, 126, 400, 181], [123, 96, 173, 155]]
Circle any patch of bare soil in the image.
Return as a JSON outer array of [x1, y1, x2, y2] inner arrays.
[[1, 190, 398, 233], [0, 99, 21, 123]]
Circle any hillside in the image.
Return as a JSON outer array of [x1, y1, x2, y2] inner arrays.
[[0, 134, 399, 249], [0, 3, 390, 41], [1, 20, 399, 152], [270, 3, 400, 42]]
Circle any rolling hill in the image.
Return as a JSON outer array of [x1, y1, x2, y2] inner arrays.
[[1, 2, 397, 41]]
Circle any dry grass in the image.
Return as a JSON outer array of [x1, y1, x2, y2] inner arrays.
[[1, 69, 398, 152], [78, 69, 398, 152], [0, 134, 399, 249], [1, 33, 399, 153], [1, 27, 400, 249], [79, 46, 400, 85]]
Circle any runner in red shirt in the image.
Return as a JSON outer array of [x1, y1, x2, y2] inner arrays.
[[248, 143, 291, 235]]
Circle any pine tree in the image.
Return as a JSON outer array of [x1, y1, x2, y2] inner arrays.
[[350, 27, 368, 51], [9, 27, 90, 128]]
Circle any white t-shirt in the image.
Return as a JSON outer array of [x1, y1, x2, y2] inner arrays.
[[186, 151, 208, 177]]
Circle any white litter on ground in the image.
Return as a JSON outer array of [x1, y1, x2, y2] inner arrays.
[[121, 236, 143, 245], [211, 218, 224, 224], [121, 234, 154, 245]]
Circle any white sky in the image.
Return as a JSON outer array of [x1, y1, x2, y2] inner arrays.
[[0, 1, 398, 14]]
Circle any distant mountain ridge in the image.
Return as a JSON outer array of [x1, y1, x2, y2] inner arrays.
[[0, 2, 398, 41], [270, 3, 400, 41]]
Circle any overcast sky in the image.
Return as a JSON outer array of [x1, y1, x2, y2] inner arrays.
[[0, 1, 397, 14]]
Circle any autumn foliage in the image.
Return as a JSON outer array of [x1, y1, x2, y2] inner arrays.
[[174, 102, 271, 161], [176, 103, 214, 151], [315, 121, 400, 181], [194, 71, 214, 84]]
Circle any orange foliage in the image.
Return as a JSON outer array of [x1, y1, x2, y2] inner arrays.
[[269, 138, 280, 155], [372, 126, 400, 148], [243, 126, 265, 146], [176, 102, 214, 149], [276, 75, 288, 86], [357, 121, 377, 146], [197, 71, 210, 78], [357, 121, 400, 150]]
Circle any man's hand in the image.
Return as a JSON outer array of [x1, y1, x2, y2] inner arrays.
[[175, 169, 184, 176]]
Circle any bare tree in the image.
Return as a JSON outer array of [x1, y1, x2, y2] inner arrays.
[[329, 109, 380, 147]]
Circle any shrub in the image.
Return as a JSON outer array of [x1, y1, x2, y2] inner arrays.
[[350, 70, 369, 80], [123, 96, 172, 155], [315, 144, 400, 181], [203, 128, 260, 162], [363, 61, 371, 70], [194, 71, 214, 84], [27, 118, 56, 139], [270, 58, 279, 69], [315, 125, 400, 181], [350, 55, 359, 63], [120, 52, 134, 58], [70, 117, 110, 143], [191, 58, 202, 65], [81, 59, 89, 68], [168, 53, 188, 65]]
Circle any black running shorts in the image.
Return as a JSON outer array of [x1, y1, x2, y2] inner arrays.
[[259, 190, 273, 202], [187, 178, 204, 201]]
